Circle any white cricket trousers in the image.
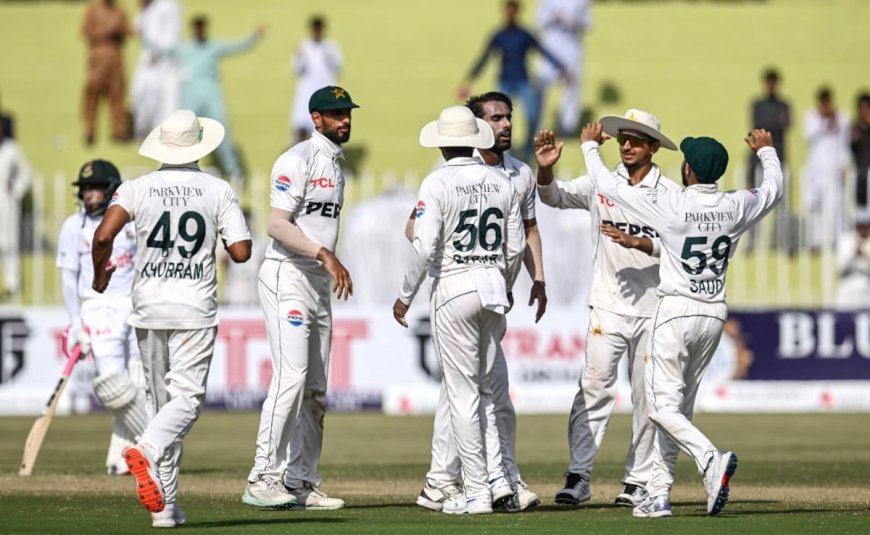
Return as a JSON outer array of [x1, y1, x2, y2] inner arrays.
[[645, 295, 727, 497], [426, 344, 517, 488], [567, 307, 662, 486], [429, 272, 504, 499], [249, 259, 332, 488], [136, 327, 217, 506]]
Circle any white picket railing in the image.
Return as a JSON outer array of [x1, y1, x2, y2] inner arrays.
[[7, 162, 857, 310]]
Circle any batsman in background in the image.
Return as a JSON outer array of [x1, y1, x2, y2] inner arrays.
[[56, 159, 147, 476], [243, 86, 357, 511], [577, 123, 782, 517], [92, 110, 252, 528], [409, 92, 545, 513], [535, 110, 681, 508], [394, 105, 525, 515]]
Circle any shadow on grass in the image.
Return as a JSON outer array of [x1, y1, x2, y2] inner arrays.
[[347, 503, 425, 510], [186, 517, 348, 529]]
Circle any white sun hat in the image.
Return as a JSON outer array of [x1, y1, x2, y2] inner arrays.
[[139, 110, 226, 164], [419, 106, 494, 149], [599, 108, 677, 150]]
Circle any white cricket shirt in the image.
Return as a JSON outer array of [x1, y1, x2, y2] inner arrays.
[[538, 162, 680, 317], [110, 164, 251, 329], [399, 157, 525, 305], [267, 130, 345, 275], [57, 212, 137, 300], [474, 150, 537, 221], [583, 142, 783, 305]]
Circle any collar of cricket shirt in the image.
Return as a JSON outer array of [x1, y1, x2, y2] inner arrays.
[[444, 156, 481, 167], [686, 183, 719, 193], [158, 162, 201, 171], [472, 148, 518, 177], [311, 130, 345, 160], [615, 162, 662, 188]]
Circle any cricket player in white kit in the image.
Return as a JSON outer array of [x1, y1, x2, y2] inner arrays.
[[536, 110, 680, 507], [92, 110, 252, 528], [243, 86, 357, 511], [576, 123, 783, 518], [394, 105, 525, 515], [411, 92, 545, 513], [57, 159, 148, 476]]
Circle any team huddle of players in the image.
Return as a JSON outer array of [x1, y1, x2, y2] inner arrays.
[[60, 84, 781, 526]]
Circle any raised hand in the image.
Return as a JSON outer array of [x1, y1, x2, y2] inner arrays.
[[534, 130, 564, 168], [745, 128, 773, 151], [580, 122, 606, 144]]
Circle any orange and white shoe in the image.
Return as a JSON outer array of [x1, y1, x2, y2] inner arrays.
[[124, 445, 165, 513]]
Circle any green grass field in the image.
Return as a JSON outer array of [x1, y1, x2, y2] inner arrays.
[[1, 412, 869, 533]]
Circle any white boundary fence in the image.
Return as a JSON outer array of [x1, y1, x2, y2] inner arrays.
[[8, 162, 864, 309]]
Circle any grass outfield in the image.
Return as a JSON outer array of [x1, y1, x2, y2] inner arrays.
[[1, 412, 868, 533]]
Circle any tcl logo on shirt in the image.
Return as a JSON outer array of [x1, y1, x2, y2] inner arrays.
[[597, 194, 615, 207], [309, 177, 336, 189], [304, 201, 342, 219]]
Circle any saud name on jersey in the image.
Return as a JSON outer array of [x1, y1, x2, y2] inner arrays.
[[141, 260, 205, 280], [149, 186, 206, 207]]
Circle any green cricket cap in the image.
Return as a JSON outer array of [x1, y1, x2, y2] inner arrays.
[[308, 86, 360, 113], [680, 136, 729, 183]]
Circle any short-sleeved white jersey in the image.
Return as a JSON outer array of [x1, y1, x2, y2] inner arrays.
[[474, 150, 537, 221], [110, 164, 251, 329], [56, 212, 137, 300], [583, 142, 784, 304], [400, 157, 525, 304], [266, 131, 345, 275], [538, 162, 680, 317]]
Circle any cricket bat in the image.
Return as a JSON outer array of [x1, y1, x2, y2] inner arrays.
[[18, 345, 81, 477]]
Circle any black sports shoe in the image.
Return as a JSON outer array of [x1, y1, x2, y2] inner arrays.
[[614, 483, 648, 507], [554, 472, 591, 505]]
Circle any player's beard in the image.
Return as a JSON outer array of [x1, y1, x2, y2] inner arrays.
[[323, 124, 351, 145], [493, 128, 512, 153]]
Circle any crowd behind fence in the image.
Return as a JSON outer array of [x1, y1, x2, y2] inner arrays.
[[6, 162, 868, 310]]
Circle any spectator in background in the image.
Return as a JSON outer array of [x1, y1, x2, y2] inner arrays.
[[850, 93, 870, 207], [836, 209, 870, 309], [290, 16, 343, 145], [149, 16, 265, 186], [0, 119, 32, 300], [81, 0, 131, 145], [536, 0, 591, 136], [745, 68, 791, 251], [803, 87, 851, 250], [130, 0, 181, 139], [459, 1, 566, 161], [0, 91, 14, 140]]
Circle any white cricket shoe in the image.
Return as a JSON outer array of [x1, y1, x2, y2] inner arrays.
[[554, 472, 591, 505], [124, 445, 165, 513], [285, 482, 345, 510], [242, 478, 296, 508], [151, 503, 187, 528], [614, 483, 649, 507], [488, 476, 514, 507], [703, 450, 738, 515], [442, 494, 493, 515], [632, 494, 672, 518], [498, 480, 541, 512], [416, 482, 463, 511]]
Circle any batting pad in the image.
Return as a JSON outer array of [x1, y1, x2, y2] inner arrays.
[[93, 372, 149, 439]]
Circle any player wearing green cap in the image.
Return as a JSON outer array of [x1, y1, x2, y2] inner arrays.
[[243, 85, 359, 511], [569, 123, 782, 518]]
